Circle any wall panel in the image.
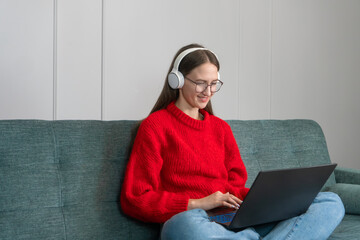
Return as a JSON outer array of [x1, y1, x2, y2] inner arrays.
[[56, 0, 102, 120], [238, 0, 272, 120], [0, 0, 54, 119]]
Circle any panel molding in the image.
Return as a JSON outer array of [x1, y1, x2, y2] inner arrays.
[[101, 0, 105, 120], [268, 0, 273, 119], [53, 0, 58, 120]]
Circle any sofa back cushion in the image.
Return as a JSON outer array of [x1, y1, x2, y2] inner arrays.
[[0, 120, 159, 240], [0, 120, 66, 239], [0, 119, 335, 240], [227, 120, 336, 188]]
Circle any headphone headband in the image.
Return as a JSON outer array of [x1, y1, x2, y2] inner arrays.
[[167, 47, 220, 89], [172, 47, 207, 71]]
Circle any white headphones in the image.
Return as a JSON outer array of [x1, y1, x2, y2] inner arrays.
[[167, 47, 220, 89]]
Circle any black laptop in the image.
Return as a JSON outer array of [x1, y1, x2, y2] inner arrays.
[[207, 163, 337, 230]]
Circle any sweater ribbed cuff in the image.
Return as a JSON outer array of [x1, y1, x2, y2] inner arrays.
[[150, 194, 190, 223]]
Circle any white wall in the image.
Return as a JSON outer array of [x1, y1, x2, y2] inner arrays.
[[56, 0, 103, 120], [0, 0, 54, 119], [0, 0, 359, 169]]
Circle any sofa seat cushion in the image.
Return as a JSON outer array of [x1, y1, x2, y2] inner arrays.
[[329, 214, 360, 239]]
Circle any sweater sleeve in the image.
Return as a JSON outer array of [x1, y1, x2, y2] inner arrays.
[[120, 118, 189, 223], [223, 122, 250, 199]]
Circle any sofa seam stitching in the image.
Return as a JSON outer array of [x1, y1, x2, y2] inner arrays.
[[52, 122, 67, 240]]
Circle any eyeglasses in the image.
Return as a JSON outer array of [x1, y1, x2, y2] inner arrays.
[[185, 77, 224, 93]]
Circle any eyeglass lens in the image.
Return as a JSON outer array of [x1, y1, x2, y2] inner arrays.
[[196, 81, 222, 93]]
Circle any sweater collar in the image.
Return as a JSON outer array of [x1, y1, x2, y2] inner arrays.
[[166, 102, 209, 130]]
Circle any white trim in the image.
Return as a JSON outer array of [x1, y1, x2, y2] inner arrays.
[[101, 0, 105, 120], [268, 0, 273, 119], [53, 0, 58, 120], [237, 0, 242, 120]]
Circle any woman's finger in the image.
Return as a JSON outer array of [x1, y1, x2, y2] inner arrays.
[[222, 193, 240, 209], [230, 194, 243, 205], [221, 200, 238, 209]]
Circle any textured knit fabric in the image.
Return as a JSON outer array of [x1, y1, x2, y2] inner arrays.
[[120, 102, 249, 223]]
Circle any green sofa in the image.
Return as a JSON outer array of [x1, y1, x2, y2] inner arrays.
[[0, 119, 359, 239]]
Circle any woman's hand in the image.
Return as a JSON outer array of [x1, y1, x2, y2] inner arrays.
[[187, 191, 242, 211]]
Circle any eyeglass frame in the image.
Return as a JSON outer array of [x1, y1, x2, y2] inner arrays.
[[184, 77, 224, 93]]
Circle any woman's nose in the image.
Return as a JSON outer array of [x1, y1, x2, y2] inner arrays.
[[202, 85, 212, 96]]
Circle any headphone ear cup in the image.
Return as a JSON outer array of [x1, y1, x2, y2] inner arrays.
[[168, 70, 184, 89]]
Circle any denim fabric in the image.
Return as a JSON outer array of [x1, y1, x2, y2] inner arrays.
[[262, 192, 344, 240], [161, 192, 344, 240]]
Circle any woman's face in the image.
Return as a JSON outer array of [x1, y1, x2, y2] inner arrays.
[[177, 62, 219, 111]]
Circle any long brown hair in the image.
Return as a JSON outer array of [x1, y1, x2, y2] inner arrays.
[[149, 43, 220, 115], [129, 43, 220, 150]]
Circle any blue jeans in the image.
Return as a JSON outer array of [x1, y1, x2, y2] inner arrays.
[[161, 192, 345, 240]]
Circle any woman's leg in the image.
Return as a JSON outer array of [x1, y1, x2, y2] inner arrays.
[[263, 192, 345, 240], [161, 208, 260, 240]]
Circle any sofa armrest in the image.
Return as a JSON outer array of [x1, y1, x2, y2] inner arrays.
[[335, 167, 360, 185], [326, 183, 360, 215]]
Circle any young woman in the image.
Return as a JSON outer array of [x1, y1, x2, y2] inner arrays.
[[120, 43, 345, 239]]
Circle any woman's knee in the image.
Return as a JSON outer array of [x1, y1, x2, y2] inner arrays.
[[317, 192, 343, 207], [316, 192, 345, 221]]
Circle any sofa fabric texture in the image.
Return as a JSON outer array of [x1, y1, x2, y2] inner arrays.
[[0, 120, 359, 239]]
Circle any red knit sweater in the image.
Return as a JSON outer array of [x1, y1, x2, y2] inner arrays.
[[120, 102, 249, 223]]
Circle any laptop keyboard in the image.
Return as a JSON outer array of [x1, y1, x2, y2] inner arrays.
[[208, 212, 236, 224]]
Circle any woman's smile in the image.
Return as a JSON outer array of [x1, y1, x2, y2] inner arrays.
[[198, 95, 209, 103]]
